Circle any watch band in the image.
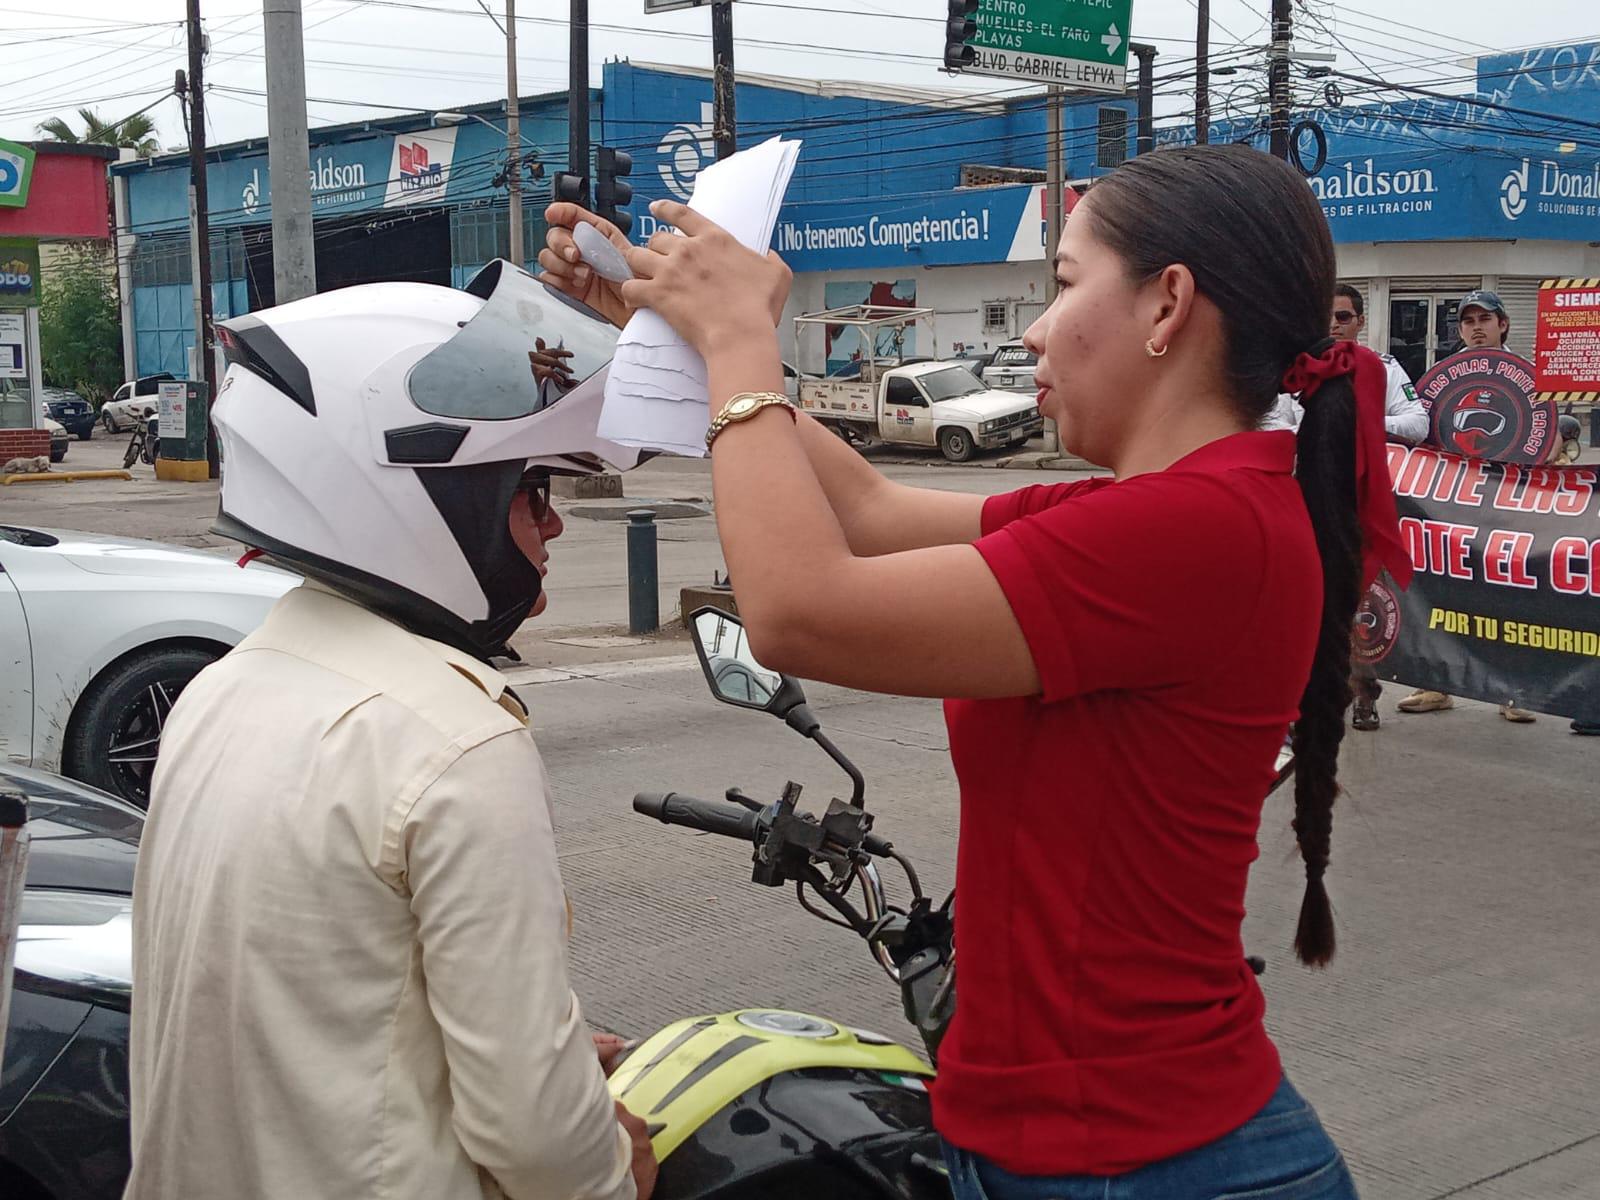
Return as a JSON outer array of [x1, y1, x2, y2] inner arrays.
[[705, 391, 797, 451]]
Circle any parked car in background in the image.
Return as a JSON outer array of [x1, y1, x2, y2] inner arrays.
[[100, 373, 174, 433], [981, 340, 1039, 393], [951, 346, 997, 373], [40, 411, 70, 463], [42, 386, 95, 440], [0, 762, 138, 1200], [0, 524, 298, 808]]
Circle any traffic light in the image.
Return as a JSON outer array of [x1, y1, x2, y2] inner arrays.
[[552, 170, 588, 209], [595, 145, 634, 236], [944, 0, 978, 71]]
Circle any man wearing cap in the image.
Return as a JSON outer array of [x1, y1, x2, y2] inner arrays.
[[1398, 290, 1541, 723]]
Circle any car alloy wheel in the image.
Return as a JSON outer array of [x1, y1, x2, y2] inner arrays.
[[64, 646, 218, 808]]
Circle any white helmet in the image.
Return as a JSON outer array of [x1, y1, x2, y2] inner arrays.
[[212, 260, 642, 659]]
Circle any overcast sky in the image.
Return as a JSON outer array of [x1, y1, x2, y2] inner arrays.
[[4, 1, 1594, 148]]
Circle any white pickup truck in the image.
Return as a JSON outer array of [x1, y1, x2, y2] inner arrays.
[[792, 306, 1041, 462]]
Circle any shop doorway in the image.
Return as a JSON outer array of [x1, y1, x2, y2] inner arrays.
[[1389, 294, 1461, 382]]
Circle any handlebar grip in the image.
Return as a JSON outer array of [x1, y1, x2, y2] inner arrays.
[[633, 791, 761, 841]]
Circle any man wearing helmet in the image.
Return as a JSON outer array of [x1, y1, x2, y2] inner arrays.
[[125, 263, 657, 1199]]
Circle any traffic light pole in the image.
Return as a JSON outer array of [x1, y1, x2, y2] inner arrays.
[[712, 1, 736, 160], [568, 0, 590, 205]]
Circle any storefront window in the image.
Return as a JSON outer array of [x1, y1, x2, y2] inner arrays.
[[1389, 295, 1464, 381]]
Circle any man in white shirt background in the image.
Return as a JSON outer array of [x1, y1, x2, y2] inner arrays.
[[126, 267, 657, 1200]]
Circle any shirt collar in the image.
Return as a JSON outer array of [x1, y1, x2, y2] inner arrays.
[[282, 582, 526, 721], [1167, 429, 1298, 477]]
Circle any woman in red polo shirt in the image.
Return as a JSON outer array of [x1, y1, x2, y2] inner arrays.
[[541, 144, 1404, 1199]]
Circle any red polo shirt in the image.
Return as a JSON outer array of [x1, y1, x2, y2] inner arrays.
[[933, 431, 1321, 1176]]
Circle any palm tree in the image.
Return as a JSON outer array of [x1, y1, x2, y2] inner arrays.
[[36, 108, 160, 158]]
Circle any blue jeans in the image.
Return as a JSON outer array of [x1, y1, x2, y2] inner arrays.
[[941, 1076, 1359, 1200]]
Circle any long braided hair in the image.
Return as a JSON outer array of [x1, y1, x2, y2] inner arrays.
[[1086, 145, 1360, 966]]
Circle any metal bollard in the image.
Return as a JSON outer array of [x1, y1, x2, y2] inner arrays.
[[627, 509, 660, 635]]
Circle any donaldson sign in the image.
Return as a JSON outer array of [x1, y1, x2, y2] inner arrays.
[[1499, 158, 1600, 222]]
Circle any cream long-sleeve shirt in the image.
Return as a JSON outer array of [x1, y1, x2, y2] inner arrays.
[[126, 583, 634, 1200]]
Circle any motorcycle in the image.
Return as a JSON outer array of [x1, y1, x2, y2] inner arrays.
[[609, 607, 1292, 1199]]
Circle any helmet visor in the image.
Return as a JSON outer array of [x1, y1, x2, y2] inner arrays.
[[406, 260, 618, 421]]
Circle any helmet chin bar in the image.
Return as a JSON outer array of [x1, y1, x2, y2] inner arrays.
[[212, 509, 536, 662]]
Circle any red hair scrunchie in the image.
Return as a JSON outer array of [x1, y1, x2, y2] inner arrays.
[[1280, 339, 1413, 590]]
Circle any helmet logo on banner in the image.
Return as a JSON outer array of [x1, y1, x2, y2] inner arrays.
[[657, 102, 716, 201], [1353, 578, 1402, 666], [1499, 159, 1529, 221], [1416, 349, 1556, 464]]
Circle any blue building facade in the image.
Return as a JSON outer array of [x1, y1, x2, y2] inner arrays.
[[113, 45, 1600, 377]]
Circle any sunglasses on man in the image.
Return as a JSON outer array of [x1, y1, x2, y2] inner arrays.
[[1331, 309, 1359, 324], [517, 471, 553, 523]]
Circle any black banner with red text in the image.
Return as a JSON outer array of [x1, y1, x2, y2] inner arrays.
[[1356, 444, 1600, 721]]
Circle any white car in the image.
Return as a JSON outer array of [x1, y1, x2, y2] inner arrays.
[[0, 524, 298, 807], [101, 374, 173, 433], [981, 341, 1039, 393]]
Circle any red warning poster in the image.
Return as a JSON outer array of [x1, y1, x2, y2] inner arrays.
[[1535, 278, 1600, 393]]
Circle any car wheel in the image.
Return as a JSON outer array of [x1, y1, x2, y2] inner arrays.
[[50, 446, 66, 463], [939, 427, 976, 463], [77, 427, 93, 440], [63, 646, 219, 808], [103, 411, 116, 432]]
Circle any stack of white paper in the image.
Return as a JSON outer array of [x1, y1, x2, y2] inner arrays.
[[598, 136, 801, 456]]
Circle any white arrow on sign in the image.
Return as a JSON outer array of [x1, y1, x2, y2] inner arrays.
[[1101, 23, 1122, 57]]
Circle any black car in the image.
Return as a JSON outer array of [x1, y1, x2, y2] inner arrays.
[[41, 388, 95, 441], [1, 764, 137, 1200]]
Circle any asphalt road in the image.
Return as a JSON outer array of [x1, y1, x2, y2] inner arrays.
[[7, 435, 1597, 1198]]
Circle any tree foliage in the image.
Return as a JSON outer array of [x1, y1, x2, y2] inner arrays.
[[36, 107, 159, 158], [40, 245, 124, 404]]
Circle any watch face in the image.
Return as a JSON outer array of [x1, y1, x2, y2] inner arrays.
[[730, 397, 757, 415]]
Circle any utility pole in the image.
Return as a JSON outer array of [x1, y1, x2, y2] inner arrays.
[[506, 0, 522, 266], [185, 0, 218, 476], [1269, 0, 1292, 158], [1043, 84, 1064, 454], [1131, 43, 1157, 155], [1195, 0, 1210, 144], [264, 0, 317, 302], [1045, 86, 1063, 293], [568, 0, 590, 206], [711, 2, 736, 159]]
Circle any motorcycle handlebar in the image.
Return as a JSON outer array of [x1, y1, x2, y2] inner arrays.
[[633, 791, 761, 842]]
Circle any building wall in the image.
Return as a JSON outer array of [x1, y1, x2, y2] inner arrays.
[[781, 260, 1052, 370]]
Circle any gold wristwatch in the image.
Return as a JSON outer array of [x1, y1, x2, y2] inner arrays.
[[705, 391, 797, 450]]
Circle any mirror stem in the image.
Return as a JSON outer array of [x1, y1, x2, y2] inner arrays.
[[781, 696, 864, 806]]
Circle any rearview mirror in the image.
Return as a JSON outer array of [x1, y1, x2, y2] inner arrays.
[[690, 608, 807, 718], [688, 607, 866, 806]]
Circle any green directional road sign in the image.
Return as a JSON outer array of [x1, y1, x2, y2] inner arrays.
[[967, 0, 1134, 92]]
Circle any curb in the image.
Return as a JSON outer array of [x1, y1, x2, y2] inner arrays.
[[0, 469, 135, 486]]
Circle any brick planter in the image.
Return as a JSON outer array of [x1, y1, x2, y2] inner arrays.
[[0, 429, 50, 462]]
